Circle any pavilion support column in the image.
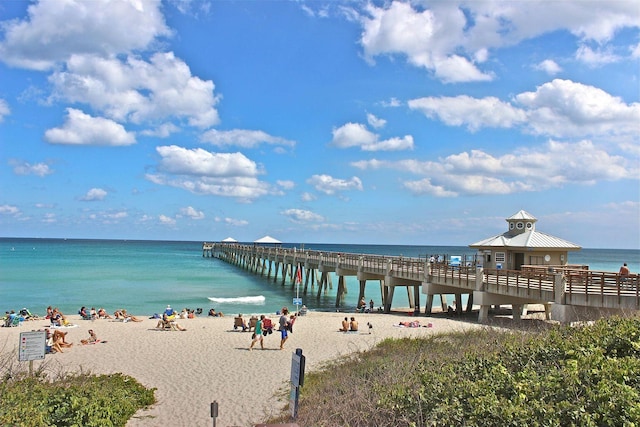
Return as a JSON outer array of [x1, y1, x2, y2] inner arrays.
[[466, 293, 474, 312], [440, 294, 448, 311], [425, 294, 434, 315], [455, 294, 463, 315], [383, 282, 395, 313], [406, 287, 415, 309], [335, 276, 346, 307], [544, 303, 551, 320], [280, 264, 288, 286], [478, 305, 490, 323], [512, 304, 523, 321], [358, 281, 366, 303]]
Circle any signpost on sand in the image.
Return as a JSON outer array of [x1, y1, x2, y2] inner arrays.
[[18, 330, 46, 376], [289, 348, 305, 420]]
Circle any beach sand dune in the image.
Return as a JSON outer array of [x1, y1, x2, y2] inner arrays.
[[1, 311, 482, 427]]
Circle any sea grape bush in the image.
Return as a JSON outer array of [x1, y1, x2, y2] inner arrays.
[[276, 316, 640, 427], [0, 371, 155, 427]]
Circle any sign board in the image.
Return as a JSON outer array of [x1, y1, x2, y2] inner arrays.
[[450, 256, 461, 267], [292, 297, 302, 306], [290, 354, 302, 387], [18, 330, 46, 362]]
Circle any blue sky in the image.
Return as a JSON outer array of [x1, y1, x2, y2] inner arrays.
[[0, 0, 638, 249]]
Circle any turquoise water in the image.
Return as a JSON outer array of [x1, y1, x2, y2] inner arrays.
[[1, 238, 638, 317]]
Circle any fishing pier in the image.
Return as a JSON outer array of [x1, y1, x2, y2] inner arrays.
[[203, 242, 639, 323]]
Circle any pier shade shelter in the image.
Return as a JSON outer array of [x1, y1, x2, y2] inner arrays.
[[469, 210, 581, 271], [254, 235, 282, 245], [221, 237, 237, 243]]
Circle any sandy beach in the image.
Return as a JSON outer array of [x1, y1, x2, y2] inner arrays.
[[1, 310, 485, 427]]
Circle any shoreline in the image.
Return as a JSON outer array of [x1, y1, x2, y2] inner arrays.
[[0, 310, 501, 427]]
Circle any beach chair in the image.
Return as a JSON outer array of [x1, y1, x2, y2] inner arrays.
[[9, 315, 21, 327], [248, 317, 258, 332], [233, 317, 247, 331]]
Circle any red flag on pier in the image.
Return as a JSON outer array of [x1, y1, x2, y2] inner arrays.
[[295, 264, 302, 285]]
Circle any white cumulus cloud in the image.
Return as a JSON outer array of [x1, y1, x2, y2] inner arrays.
[[80, 188, 107, 201], [307, 174, 363, 195], [200, 129, 295, 148], [44, 108, 135, 146], [0, 0, 170, 70]]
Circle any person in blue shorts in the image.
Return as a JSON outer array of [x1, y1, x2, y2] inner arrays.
[[279, 307, 290, 350]]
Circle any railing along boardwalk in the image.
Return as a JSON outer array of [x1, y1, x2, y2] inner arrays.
[[204, 243, 639, 319]]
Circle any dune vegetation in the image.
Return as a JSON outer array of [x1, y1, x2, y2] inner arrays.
[[271, 315, 640, 427]]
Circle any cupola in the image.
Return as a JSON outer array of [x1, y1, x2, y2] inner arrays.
[[506, 210, 536, 236]]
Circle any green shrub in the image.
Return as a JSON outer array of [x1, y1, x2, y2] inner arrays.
[[276, 316, 640, 427], [0, 372, 155, 427]]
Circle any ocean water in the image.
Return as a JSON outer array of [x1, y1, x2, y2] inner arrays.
[[1, 238, 638, 318]]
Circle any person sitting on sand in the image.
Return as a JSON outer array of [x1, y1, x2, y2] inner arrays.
[[79, 306, 90, 320], [19, 308, 37, 320], [121, 309, 143, 322], [97, 308, 112, 319], [208, 308, 224, 317], [234, 314, 248, 331], [90, 307, 98, 320], [53, 329, 73, 348], [157, 313, 172, 329], [50, 308, 65, 327], [81, 329, 100, 345], [46, 306, 54, 319], [349, 317, 358, 332], [46, 329, 64, 353], [339, 317, 349, 332]]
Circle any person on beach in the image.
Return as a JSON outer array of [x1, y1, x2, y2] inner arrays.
[[369, 299, 374, 312], [164, 305, 175, 318], [90, 307, 98, 320], [339, 317, 349, 332], [53, 329, 73, 349], [358, 297, 366, 312], [46, 329, 64, 354], [81, 329, 100, 344], [249, 315, 265, 350], [234, 314, 248, 331], [50, 308, 65, 326], [279, 307, 290, 350], [119, 309, 143, 322], [619, 263, 630, 277], [349, 317, 358, 332], [97, 308, 112, 319]]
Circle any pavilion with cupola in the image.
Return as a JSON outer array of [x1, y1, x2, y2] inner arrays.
[[469, 210, 581, 271]]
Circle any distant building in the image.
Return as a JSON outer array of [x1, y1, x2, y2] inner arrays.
[[469, 210, 581, 270]]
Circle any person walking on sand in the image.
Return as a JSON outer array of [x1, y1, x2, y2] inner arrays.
[[279, 307, 290, 350], [249, 315, 265, 351]]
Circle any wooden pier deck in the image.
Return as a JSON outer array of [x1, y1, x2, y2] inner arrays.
[[203, 242, 639, 323]]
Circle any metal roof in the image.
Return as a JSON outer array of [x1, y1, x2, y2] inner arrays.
[[469, 229, 581, 250], [506, 210, 537, 222]]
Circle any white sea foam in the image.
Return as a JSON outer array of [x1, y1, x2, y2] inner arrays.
[[208, 295, 266, 304]]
